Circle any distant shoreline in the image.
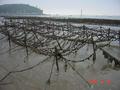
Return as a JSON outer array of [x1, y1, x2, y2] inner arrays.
[[2, 15, 120, 26]]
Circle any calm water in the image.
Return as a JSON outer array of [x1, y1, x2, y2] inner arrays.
[[41, 15, 120, 20], [1, 14, 120, 20]]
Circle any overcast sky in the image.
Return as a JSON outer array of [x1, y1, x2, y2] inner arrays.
[[0, 0, 120, 16]]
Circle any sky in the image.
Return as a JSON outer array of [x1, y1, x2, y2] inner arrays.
[[0, 0, 120, 16]]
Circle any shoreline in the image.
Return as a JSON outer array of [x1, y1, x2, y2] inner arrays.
[[1, 15, 120, 26]]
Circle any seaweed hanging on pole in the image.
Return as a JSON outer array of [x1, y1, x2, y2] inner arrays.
[[114, 58, 120, 67], [108, 56, 113, 64], [102, 51, 109, 59], [118, 30, 120, 46], [64, 60, 68, 72], [7, 31, 11, 51], [108, 28, 111, 47], [54, 46, 60, 72], [23, 20, 29, 62], [46, 59, 55, 85], [91, 33, 96, 64]]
